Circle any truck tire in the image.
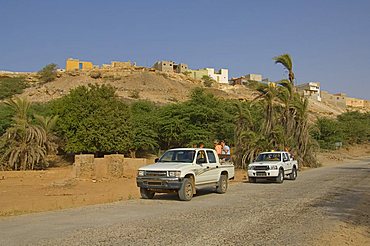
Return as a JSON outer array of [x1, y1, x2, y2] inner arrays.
[[289, 167, 297, 180], [178, 178, 194, 201], [249, 177, 256, 183], [276, 169, 284, 183], [216, 174, 228, 193], [140, 188, 155, 199]]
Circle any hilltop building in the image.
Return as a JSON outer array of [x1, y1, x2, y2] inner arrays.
[[188, 68, 229, 84], [152, 60, 188, 73], [65, 58, 94, 71], [102, 61, 134, 69], [296, 82, 322, 101], [229, 73, 263, 85]]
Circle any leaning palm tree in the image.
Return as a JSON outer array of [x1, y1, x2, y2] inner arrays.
[[273, 54, 295, 85], [1, 97, 48, 170]]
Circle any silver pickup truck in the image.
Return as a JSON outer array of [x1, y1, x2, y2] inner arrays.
[[136, 148, 235, 201], [247, 151, 298, 183]]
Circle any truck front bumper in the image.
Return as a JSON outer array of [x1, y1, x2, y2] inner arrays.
[[248, 170, 279, 178], [136, 177, 184, 190]]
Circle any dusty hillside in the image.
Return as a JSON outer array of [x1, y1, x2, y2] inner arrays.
[[18, 68, 347, 118], [21, 69, 197, 104]]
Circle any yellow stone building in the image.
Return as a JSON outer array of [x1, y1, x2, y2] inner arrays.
[[65, 58, 94, 71]]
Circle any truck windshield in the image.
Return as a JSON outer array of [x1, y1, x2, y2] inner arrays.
[[159, 150, 195, 163], [255, 153, 281, 162]]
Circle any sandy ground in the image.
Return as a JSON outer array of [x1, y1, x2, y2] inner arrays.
[[0, 164, 246, 217]]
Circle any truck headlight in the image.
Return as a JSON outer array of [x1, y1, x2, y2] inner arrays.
[[137, 170, 145, 176], [247, 165, 254, 170], [270, 165, 278, 170], [168, 171, 181, 177]]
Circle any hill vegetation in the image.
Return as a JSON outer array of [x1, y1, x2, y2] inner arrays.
[[0, 54, 369, 171], [0, 76, 28, 100]]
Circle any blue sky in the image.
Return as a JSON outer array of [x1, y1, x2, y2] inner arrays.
[[1, 0, 369, 99]]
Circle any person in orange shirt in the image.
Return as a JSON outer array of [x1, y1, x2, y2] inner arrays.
[[214, 140, 222, 155]]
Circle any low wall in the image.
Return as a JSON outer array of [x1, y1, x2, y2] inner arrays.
[[73, 154, 154, 179]]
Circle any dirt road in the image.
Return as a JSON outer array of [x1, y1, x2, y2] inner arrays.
[[0, 160, 369, 246]]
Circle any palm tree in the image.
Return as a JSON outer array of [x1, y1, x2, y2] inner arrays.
[[253, 83, 278, 137], [277, 79, 296, 144], [291, 95, 319, 167], [233, 102, 267, 168], [34, 114, 59, 154], [1, 98, 47, 170], [273, 54, 295, 85]]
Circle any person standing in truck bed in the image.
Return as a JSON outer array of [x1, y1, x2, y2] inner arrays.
[[214, 140, 222, 155]]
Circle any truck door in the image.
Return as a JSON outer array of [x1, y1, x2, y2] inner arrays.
[[194, 150, 215, 184], [206, 150, 221, 182], [282, 153, 292, 173]]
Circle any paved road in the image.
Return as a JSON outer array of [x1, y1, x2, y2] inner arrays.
[[1, 160, 369, 246]]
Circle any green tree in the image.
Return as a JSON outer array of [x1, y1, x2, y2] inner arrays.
[[291, 95, 319, 167], [52, 84, 131, 154], [34, 114, 59, 154], [157, 88, 235, 149], [128, 101, 159, 158], [254, 83, 278, 140], [233, 101, 266, 168], [0, 98, 47, 170], [38, 63, 58, 83]]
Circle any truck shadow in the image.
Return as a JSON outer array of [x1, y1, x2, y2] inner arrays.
[[242, 179, 295, 184], [151, 188, 217, 201]]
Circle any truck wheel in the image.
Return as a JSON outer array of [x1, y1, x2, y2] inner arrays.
[[216, 174, 228, 193], [276, 169, 284, 183], [249, 177, 256, 183], [289, 167, 297, 180], [178, 178, 194, 201], [140, 188, 155, 199]]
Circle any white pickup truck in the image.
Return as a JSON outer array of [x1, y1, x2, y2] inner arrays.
[[247, 151, 298, 183], [136, 148, 235, 201]]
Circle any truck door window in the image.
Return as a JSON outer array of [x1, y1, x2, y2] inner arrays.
[[283, 153, 288, 162], [206, 150, 216, 163], [196, 150, 207, 164]]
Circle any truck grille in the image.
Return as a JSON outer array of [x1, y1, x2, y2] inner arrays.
[[145, 171, 168, 177], [254, 166, 269, 171]]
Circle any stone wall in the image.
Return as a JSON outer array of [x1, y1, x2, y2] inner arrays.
[[73, 154, 152, 180]]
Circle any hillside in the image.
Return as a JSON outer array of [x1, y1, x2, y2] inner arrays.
[[13, 68, 347, 119]]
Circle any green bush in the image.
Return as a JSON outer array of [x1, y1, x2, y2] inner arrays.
[[312, 112, 370, 149], [38, 64, 58, 83], [311, 118, 343, 149], [89, 70, 101, 79], [129, 89, 140, 99], [0, 103, 13, 135], [202, 75, 214, 87], [337, 111, 370, 144], [0, 76, 28, 100]]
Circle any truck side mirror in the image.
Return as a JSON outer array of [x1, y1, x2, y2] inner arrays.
[[155, 158, 159, 163]]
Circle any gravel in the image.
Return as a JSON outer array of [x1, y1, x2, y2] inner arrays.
[[0, 160, 369, 246]]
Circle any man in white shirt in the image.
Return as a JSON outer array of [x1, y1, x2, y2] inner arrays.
[[221, 140, 230, 155]]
